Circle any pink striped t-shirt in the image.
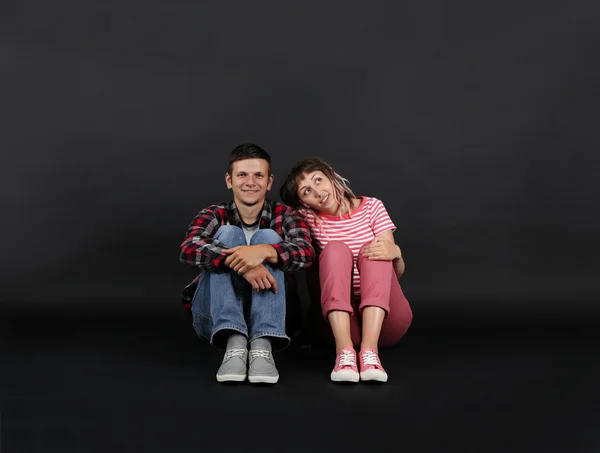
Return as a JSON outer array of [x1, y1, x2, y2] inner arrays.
[[301, 196, 396, 296]]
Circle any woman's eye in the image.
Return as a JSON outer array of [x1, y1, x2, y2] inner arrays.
[[315, 178, 321, 184]]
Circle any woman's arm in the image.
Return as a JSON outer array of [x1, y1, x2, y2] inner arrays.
[[378, 230, 405, 278], [362, 229, 405, 278]]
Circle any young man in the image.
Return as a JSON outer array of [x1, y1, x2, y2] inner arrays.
[[179, 144, 315, 384]]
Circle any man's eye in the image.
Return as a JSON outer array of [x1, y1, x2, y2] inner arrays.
[[315, 178, 321, 184]]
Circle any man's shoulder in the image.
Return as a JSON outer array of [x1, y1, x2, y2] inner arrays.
[[269, 199, 290, 209], [190, 201, 232, 223], [201, 200, 232, 212], [268, 199, 300, 216]]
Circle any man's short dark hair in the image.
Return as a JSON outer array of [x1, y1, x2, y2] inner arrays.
[[228, 143, 272, 174]]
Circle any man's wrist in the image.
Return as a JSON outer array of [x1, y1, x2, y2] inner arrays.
[[260, 244, 279, 264]]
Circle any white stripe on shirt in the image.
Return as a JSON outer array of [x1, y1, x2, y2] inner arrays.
[[302, 196, 396, 296]]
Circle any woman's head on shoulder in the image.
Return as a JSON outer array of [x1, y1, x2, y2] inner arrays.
[[280, 157, 357, 217]]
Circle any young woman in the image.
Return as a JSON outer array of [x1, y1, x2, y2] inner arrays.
[[280, 157, 413, 383]]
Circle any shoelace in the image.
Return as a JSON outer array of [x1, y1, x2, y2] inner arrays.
[[250, 349, 271, 359], [224, 348, 246, 360], [338, 349, 356, 367], [361, 350, 381, 367]]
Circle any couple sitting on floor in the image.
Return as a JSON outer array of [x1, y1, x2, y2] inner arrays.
[[179, 144, 413, 384]]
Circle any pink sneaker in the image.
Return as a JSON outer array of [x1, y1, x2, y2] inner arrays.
[[330, 347, 359, 382], [359, 349, 388, 382]]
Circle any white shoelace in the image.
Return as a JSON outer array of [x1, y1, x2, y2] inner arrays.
[[338, 350, 356, 367], [224, 348, 246, 360], [250, 349, 271, 359], [361, 350, 381, 367]]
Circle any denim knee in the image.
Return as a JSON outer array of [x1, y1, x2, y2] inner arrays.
[[214, 225, 246, 248], [250, 228, 282, 245]]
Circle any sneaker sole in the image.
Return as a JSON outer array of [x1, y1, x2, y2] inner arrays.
[[360, 370, 388, 382], [216, 374, 247, 382], [248, 375, 279, 384], [331, 371, 360, 383]]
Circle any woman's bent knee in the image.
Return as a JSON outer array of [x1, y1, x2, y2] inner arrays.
[[320, 241, 352, 261]]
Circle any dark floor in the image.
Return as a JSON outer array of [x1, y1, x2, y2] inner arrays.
[[0, 303, 599, 453]]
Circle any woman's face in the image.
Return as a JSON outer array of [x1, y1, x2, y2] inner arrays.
[[296, 170, 337, 214]]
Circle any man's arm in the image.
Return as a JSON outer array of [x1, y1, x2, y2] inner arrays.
[[179, 205, 230, 272], [223, 244, 278, 274], [269, 207, 315, 272], [262, 245, 279, 264], [223, 221, 313, 274]]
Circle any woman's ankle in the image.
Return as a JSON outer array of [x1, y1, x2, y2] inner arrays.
[[335, 343, 354, 353], [360, 343, 379, 353]]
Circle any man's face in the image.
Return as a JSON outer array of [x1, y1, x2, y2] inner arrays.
[[226, 158, 273, 207]]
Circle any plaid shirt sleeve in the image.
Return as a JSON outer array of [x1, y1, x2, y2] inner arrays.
[[179, 205, 230, 271], [270, 204, 315, 272]]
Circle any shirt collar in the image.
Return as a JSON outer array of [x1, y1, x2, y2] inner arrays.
[[228, 199, 272, 227]]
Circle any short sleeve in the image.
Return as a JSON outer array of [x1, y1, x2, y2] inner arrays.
[[370, 198, 396, 236]]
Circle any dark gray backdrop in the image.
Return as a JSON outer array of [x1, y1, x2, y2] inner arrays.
[[1, 0, 598, 320]]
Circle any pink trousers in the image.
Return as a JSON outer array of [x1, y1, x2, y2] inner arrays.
[[307, 241, 413, 348]]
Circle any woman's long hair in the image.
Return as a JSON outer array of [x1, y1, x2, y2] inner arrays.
[[280, 157, 356, 221]]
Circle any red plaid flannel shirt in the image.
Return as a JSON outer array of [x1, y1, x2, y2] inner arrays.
[[179, 199, 315, 312]]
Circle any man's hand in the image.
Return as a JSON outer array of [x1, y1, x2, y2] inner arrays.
[[223, 245, 272, 274], [361, 236, 401, 261], [241, 264, 278, 293]]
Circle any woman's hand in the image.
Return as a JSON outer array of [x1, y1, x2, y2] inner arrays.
[[362, 236, 401, 261]]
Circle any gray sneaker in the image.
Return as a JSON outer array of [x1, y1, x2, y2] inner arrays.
[[216, 348, 248, 382], [248, 349, 279, 384]]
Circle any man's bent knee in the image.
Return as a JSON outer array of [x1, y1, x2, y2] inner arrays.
[[214, 225, 246, 247], [250, 228, 282, 245]]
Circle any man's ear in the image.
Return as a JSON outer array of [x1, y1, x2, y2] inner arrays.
[[266, 173, 274, 191], [225, 173, 232, 189]]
